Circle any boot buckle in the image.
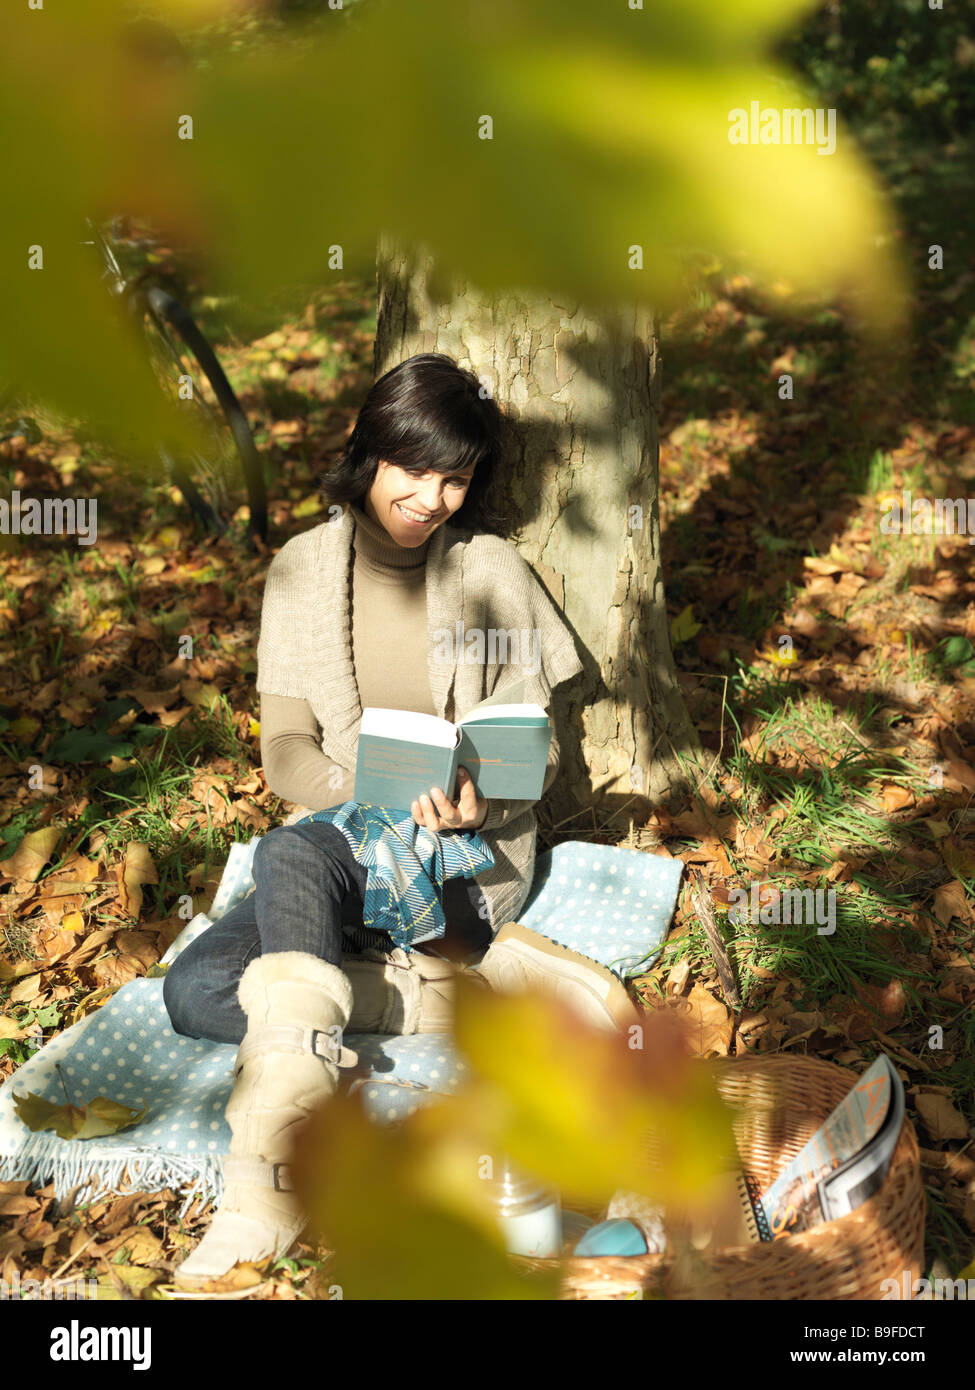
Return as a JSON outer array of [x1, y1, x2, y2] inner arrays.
[[236, 1023, 359, 1071], [223, 1154, 295, 1192], [309, 1028, 359, 1069]]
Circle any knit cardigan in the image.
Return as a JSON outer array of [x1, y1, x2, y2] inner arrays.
[[255, 505, 584, 930]]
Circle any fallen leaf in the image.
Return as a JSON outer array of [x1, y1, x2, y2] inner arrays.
[[914, 1092, 969, 1142], [679, 985, 733, 1057], [97, 1265, 162, 1298], [939, 839, 975, 881], [32, 923, 83, 967], [0, 1233, 27, 1260], [851, 978, 906, 1029], [158, 705, 191, 728], [111, 1226, 164, 1266], [803, 556, 844, 576], [9, 715, 40, 740], [180, 681, 222, 710], [880, 784, 914, 814], [937, 967, 975, 1005], [174, 1261, 268, 1295], [62, 926, 118, 970], [933, 880, 972, 927], [0, 828, 62, 882], [7, 973, 43, 1005], [126, 686, 180, 714], [0, 1192, 40, 1216], [91, 931, 159, 989], [12, 1092, 148, 1142], [119, 843, 158, 919], [0, 959, 42, 983], [665, 960, 691, 997], [944, 759, 975, 793], [0, 1015, 32, 1041]]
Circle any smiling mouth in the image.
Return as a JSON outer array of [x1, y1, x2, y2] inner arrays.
[[397, 503, 437, 523]]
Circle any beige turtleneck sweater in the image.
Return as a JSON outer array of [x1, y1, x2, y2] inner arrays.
[[260, 503, 442, 811], [255, 502, 584, 930]]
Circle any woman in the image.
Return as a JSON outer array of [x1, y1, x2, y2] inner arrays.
[[165, 353, 585, 1284]]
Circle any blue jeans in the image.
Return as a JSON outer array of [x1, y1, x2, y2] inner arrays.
[[163, 820, 490, 1045]]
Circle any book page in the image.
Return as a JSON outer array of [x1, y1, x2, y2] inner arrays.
[[460, 679, 530, 718], [459, 703, 547, 724], [360, 707, 459, 748]]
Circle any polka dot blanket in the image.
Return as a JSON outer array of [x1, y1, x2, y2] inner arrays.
[[0, 838, 682, 1212]]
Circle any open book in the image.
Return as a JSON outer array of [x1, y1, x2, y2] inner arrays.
[[353, 678, 552, 811]]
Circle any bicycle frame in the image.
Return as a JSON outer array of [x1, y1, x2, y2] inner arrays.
[[82, 218, 268, 546]]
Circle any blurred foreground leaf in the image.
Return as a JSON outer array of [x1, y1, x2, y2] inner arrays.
[[293, 1088, 556, 1301], [293, 981, 736, 1299], [0, 0, 904, 451], [450, 980, 737, 1207]]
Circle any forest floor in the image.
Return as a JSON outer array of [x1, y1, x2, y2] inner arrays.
[[0, 132, 974, 1297]]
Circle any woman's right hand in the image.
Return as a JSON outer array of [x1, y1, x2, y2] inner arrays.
[[411, 767, 488, 833]]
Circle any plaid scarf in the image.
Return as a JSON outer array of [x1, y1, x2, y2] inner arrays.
[[297, 802, 494, 950]]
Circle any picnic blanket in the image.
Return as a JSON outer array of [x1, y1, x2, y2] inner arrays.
[[0, 839, 683, 1215]]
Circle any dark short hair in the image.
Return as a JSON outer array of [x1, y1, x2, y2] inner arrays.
[[319, 353, 505, 532]]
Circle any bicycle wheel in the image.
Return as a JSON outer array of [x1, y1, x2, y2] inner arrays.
[[142, 287, 268, 547]]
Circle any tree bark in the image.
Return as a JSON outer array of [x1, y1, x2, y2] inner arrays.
[[375, 234, 710, 831]]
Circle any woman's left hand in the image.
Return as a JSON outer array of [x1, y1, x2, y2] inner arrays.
[[411, 766, 488, 833]]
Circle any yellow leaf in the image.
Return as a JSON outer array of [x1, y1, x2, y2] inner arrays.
[[760, 644, 798, 666], [9, 716, 40, 740], [827, 543, 858, 571], [0, 1015, 31, 1041], [291, 1091, 557, 1302], [180, 682, 222, 710], [115, 1227, 164, 1266], [176, 563, 219, 585], [147, 526, 183, 550], [97, 1266, 161, 1298], [120, 842, 158, 919], [450, 981, 736, 1207], [0, 827, 62, 882], [0, 960, 42, 983], [671, 605, 703, 648], [12, 1091, 147, 1141], [91, 608, 122, 634]]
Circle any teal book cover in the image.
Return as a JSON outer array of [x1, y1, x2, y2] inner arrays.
[[354, 688, 552, 811]]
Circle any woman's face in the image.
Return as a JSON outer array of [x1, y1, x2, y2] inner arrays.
[[364, 460, 476, 546]]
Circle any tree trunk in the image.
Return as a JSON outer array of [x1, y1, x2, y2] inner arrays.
[[375, 234, 710, 833]]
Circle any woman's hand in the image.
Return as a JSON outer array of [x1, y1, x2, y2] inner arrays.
[[411, 766, 488, 834]]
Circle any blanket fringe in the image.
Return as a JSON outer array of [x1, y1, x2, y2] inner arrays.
[[0, 1134, 224, 1219]]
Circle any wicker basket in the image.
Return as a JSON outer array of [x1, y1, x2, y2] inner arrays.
[[514, 1054, 925, 1300]]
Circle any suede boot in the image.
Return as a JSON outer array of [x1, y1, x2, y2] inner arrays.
[[175, 951, 356, 1287], [342, 946, 476, 1033], [472, 921, 640, 1031]]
